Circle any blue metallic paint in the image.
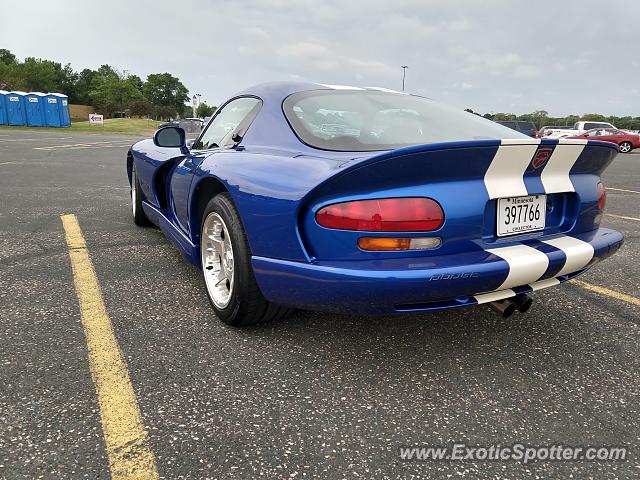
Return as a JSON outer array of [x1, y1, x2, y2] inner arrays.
[[127, 82, 623, 315]]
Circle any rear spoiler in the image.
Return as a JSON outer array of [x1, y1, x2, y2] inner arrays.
[[304, 138, 618, 202]]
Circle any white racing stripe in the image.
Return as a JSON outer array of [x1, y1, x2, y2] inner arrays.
[[542, 235, 594, 276], [474, 276, 561, 304], [485, 244, 549, 290], [540, 139, 587, 194], [529, 277, 560, 291], [474, 289, 516, 304], [483, 140, 540, 199], [316, 83, 365, 90], [365, 86, 407, 94]]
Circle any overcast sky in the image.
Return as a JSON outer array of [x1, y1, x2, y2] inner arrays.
[[2, 0, 638, 116]]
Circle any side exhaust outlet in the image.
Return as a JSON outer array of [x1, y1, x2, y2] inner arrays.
[[513, 293, 533, 313], [489, 299, 517, 318]]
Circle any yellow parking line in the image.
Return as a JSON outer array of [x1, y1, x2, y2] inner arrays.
[[61, 214, 159, 480], [571, 279, 640, 306], [608, 187, 640, 194], [605, 213, 640, 222]]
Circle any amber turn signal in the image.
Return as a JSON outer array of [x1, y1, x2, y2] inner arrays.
[[358, 237, 442, 251]]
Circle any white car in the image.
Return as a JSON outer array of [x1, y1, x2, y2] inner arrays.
[[544, 121, 617, 139]]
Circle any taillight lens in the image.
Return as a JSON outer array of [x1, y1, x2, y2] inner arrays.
[[315, 198, 444, 232], [597, 182, 607, 210]]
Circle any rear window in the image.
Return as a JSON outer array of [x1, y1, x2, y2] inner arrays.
[[517, 121, 536, 130], [283, 90, 527, 152]]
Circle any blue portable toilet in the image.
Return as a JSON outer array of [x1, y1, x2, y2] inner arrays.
[[6, 91, 27, 126], [0, 90, 7, 125], [24, 92, 47, 127], [52, 93, 71, 127], [44, 93, 62, 127]]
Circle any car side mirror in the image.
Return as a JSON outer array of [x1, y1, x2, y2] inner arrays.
[[153, 126, 188, 154]]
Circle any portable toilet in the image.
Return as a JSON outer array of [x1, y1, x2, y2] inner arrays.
[[44, 93, 62, 127], [52, 93, 71, 127], [0, 90, 7, 125], [6, 91, 27, 126], [24, 92, 47, 127]]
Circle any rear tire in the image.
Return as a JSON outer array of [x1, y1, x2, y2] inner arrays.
[[200, 193, 290, 326], [131, 165, 151, 226], [619, 141, 632, 153]]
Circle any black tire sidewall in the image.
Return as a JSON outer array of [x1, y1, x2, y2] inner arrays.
[[620, 142, 632, 153], [131, 165, 149, 225], [201, 194, 255, 325]]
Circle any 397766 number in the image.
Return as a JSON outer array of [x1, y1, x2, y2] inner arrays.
[[504, 202, 541, 225]]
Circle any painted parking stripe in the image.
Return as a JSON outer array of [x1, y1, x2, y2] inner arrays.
[[61, 214, 159, 480], [541, 236, 594, 276], [485, 244, 549, 290], [540, 139, 587, 194], [608, 187, 640, 194], [572, 280, 640, 306], [605, 213, 640, 222], [483, 139, 540, 199]]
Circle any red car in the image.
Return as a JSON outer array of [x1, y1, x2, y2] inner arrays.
[[568, 128, 640, 153]]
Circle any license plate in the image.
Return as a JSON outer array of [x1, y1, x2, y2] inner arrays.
[[497, 195, 546, 237]]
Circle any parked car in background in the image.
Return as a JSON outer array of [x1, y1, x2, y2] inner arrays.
[[568, 128, 640, 153], [495, 120, 538, 137], [573, 121, 616, 132], [179, 118, 205, 134], [547, 121, 619, 139], [538, 126, 572, 137]]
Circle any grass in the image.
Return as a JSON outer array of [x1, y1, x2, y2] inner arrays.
[[0, 118, 162, 137]]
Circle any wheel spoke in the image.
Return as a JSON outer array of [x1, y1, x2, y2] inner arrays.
[[201, 212, 235, 309]]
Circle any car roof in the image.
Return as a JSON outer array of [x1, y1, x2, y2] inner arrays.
[[223, 81, 410, 155], [232, 81, 406, 99]]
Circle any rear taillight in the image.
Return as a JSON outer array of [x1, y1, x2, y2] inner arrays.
[[597, 182, 607, 210], [315, 198, 444, 232]]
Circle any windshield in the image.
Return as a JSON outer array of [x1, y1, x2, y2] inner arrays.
[[283, 90, 528, 152]]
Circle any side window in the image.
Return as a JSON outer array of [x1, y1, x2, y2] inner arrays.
[[194, 97, 262, 150]]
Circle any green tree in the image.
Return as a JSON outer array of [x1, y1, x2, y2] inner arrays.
[[155, 105, 177, 121], [129, 98, 155, 117], [74, 69, 97, 105], [143, 73, 189, 116], [196, 102, 216, 118], [493, 112, 516, 121], [89, 70, 143, 117], [0, 48, 16, 65], [57, 63, 79, 100], [14, 57, 62, 91], [0, 61, 19, 89], [581, 113, 607, 122]]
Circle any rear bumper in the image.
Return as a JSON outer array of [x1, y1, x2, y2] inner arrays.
[[252, 228, 623, 314]]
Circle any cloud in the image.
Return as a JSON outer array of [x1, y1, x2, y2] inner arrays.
[[1, 0, 638, 116]]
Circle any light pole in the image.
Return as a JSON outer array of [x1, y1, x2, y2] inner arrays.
[[192, 93, 202, 117], [401, 65, 408, 91]]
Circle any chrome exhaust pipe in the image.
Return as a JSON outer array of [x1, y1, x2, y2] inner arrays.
[[513, 293, 533, 313], [489, 299, 517, 318]]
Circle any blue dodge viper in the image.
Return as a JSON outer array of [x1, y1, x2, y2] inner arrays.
[[127, 82, 623, 326]]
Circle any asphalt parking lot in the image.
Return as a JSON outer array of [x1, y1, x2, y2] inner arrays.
[[1, 129, 639, 479]]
